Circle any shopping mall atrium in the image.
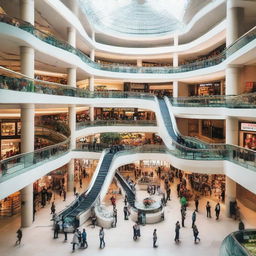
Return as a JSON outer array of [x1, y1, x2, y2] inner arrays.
[[0, 0, 256, 255]]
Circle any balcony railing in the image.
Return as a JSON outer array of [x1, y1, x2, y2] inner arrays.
[[170, 93, 256, 108], [0, 14, 256, 74], [76, 120, 157, 130]]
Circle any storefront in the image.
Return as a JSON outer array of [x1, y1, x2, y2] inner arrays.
[[0, 192, 20, 217], [239, 122, 256, 150], [94, 108, 155, 121], [0, 119, 21, 159], [189, 81, 221, 96]]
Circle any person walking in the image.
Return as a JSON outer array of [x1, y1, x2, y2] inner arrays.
[[166, 187, 171, 201], [50, 202, 56, 215], [113, 208, 117, 227], [15, 228, 22, 245], [124, 206, 129, 220], [133, 224, 138, 241], [195, 196, 199, 212], [99, 227, 105, 249], [53, 221, 60, 239], [192, 210, 196, 228], [63, 189, 66, 201], [153, 229, 158, 248], [181, 207, 186, 227], [215, 203, 221, 220], [81, 229, 88, 249], [239, 219, 245, 230], [192, 225, 200, 244], [72, 229, 80, 252], [62, 221, 68, 242], [206, 201, 211, 218], [79, 178, 82, 188], [174, 221, 181, 243]]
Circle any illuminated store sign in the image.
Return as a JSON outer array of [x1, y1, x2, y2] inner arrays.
[[241, 123, 256, 132]]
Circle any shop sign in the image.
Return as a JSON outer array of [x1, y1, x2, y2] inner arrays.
[[241, 123, 256, 132]]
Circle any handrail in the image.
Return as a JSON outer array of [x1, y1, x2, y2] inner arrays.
[[76, 119, 157, 129], [0, 14, 255, 74], [1, 66, 256, 108]]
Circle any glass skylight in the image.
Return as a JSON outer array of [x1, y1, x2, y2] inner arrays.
[[79, 0, 190, 36]]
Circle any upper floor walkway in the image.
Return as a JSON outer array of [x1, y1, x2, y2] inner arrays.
[[0, 14, 255, 81]]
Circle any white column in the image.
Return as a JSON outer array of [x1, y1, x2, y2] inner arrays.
[[137, 59, 142, 67], [20, 46, 34, 78], [67, 24, 76, 192], [19, 0, 35, 226], [90, 49, 95, 62], [226, 0, 244, 47], [225, 66, 240, 95], [68, 0, 78, 15], [173, 53, 179, 67], [67, 68, 76, 86], [21, 184, 33, 227], [173, 34, 179, 67], [20, 0, 34, 25], [225, 117, 238, 145], [67, 27, 76, 47], [20, 104, 34, 227], [225, 176, 236, 217], [89, 75, 95, 121], [172, 81, 179, 97], [21, 104, 35, 153]]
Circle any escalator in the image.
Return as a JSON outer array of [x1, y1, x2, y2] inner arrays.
[[158, 98, 209, 149], [115, 172, 135, 208], [58, 151, 115, 228]]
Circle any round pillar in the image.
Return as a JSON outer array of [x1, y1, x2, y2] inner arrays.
[[90, 49, 95, 62], [172, 81, 179, 97], [226, 0, 244, 46], [20, 46, 34, 78], [137, 59, 142, 67], [225, 66, 240, 95], [21, 104, 35, 153], [89, 77, 94, 121], [67, 27, 76, 47], [20, 0, 34, 25], [173, 53, 178, 67], [21, 183, 33, 227]]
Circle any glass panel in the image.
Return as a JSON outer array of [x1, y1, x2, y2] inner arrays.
[[0, 14, 255, 75]]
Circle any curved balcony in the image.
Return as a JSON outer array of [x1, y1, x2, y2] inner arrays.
[[220, 229, 256, 256], [170, 93, 256, 109], [0, 14, 255, 76], [1, 67, 256, 110]]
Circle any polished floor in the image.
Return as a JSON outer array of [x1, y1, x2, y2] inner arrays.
[[0, 180, 254, 256]]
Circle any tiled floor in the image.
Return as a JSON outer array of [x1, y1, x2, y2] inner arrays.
[[0, 179, 254, 256]]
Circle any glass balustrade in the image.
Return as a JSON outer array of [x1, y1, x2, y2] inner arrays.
[[0, 14, 255, 74], [0, 69, 154, 100], [1, 138, 255, 183], [76, 120, 157, 130], [0, 139, 70, 180], [220, 230, 256, 256], [170, 93, 256, 108]]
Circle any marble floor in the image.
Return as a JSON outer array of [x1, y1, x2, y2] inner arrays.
[[0, 180, 254, 256]]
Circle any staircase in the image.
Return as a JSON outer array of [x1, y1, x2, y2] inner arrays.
[[59, 151, 115, 227]]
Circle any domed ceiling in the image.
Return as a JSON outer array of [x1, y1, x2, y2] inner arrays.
[[79, 0, 190, 36]]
